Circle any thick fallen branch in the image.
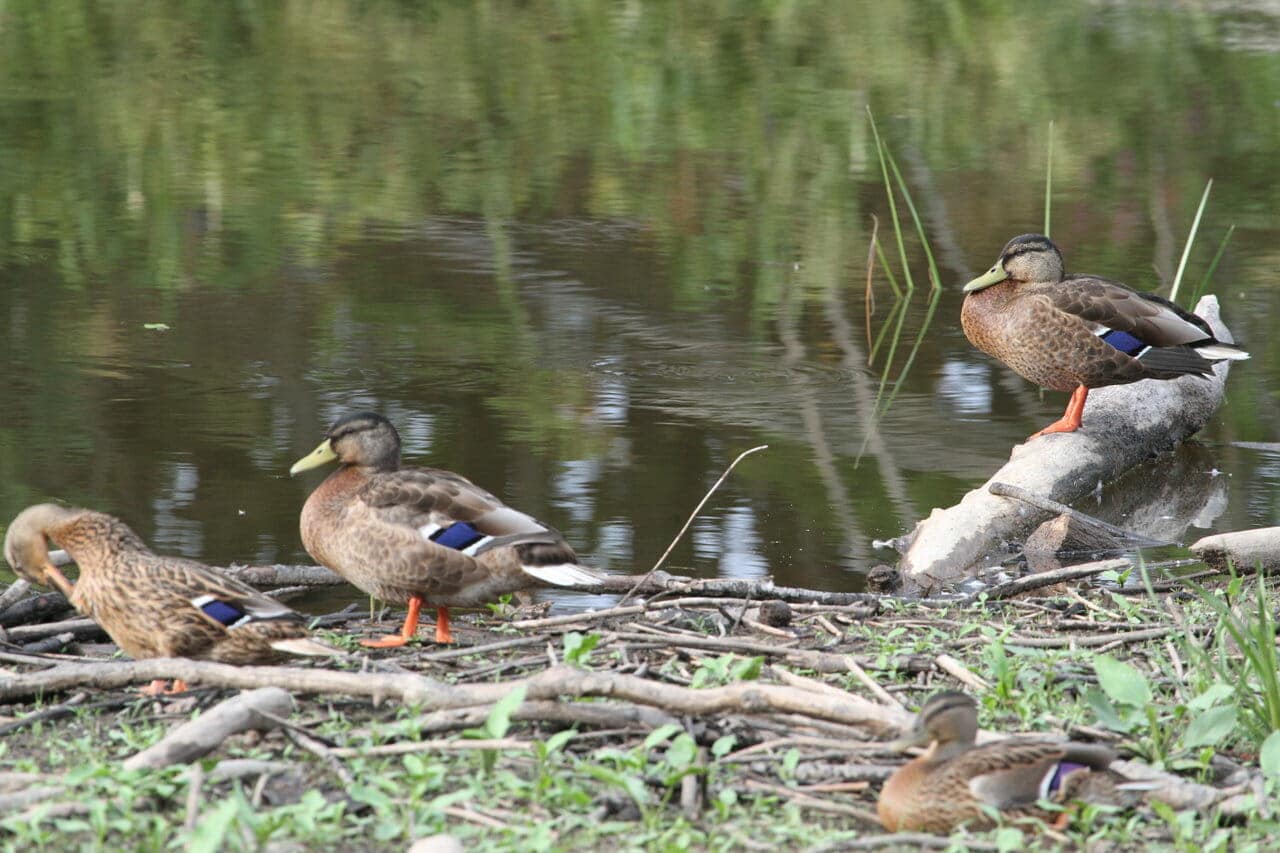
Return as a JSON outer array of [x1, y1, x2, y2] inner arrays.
[[123, 687, 295, 770], [0, 590, 73, 627], [0, 659, 914, 735], [1189, 527, 1280, 573], [976, 558, 1130, 601], [898, 295, 1236, 588], [221, 564, 346, 586]]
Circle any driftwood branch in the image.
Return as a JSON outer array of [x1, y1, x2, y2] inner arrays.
[[0, 659, 914, 736], [992, 483, 1169, 561], [899, 295, 1236, 588], [1190, 527, 1280, 573], [976, 558, 1131, 601], [123, 687, 295, 770]]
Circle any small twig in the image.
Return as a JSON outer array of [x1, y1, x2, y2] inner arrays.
[[739, 616, 792, 638], [618, 445, 768, 606], [328, 738, 530, 758], [813, 614, 843, 639], [933, 654, 991, 692], [864, 214, 879, 353], [283, 726, 355, 786], [183, 763, 204, 833], [741, 779, 880, 824], [0, 580, 32, 614], [842, 658, 904, 709], [978, 558, 1131, 601], [816, 833, 999, 852]]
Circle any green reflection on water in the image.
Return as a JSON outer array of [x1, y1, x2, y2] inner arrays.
[[1, 1, 1278, 590]]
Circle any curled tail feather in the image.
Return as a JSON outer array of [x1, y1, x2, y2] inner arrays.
[[521, 562, 600, 588]]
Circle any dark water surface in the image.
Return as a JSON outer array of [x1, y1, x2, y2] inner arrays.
[[2, 2, 1279, 601]]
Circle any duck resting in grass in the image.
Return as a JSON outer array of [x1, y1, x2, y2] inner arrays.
[[878, 691, 1136, 833], [3, 503, 339, 694], [961, 234, 1248, 439], [289, 411, 599, 647]]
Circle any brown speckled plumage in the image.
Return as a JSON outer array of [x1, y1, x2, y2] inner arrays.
[[4, 503, 334, 665], [961, 234, 1247, 435], [878, 692, 1122, 833], [291, 412, 597, 644]]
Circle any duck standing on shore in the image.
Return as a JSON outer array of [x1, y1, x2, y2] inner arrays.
[[290, 411, 598, 647]]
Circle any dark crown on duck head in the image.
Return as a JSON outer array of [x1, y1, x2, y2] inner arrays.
[[327, 412, 402, 469]]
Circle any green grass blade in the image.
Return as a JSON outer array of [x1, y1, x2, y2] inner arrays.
[[867, 107, 915, 294], [1188, 224, 1235, 307], [884, 148, 940, 292], [1043, 120, 1054, 236], [1169, 178, 1213, 305]]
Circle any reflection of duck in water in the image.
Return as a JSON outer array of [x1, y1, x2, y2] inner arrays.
[[290, 411, 599, 647], [878, 691, 1126, 833], [962, 234, 1248, 438], [3, 503, 338, 694]]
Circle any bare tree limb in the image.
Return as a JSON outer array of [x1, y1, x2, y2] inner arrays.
[[123, 687, 295, 770]]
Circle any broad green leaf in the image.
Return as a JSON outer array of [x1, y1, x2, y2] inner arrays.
[[483, 684, 527, 739], [643, 724, 682, 750], [1260, 731, 1280, 778], [1086, 687, 1132, 733], [1183, 705, 1237, 749], [563, 631, 600, 665], [730, 656, 763, 681], [665, 734, 698, 769], [1093, 655, 1151, 707], [1187, 683, 1235, 712], [543, 729, 576, 755], [711, 735, 737, 758], [187, 798, 239, 853]]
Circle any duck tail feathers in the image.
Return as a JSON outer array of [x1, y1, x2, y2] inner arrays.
[[522, 562, 601, 588], [1194, 342, 1249, 360], [270, 637, 344, 657]]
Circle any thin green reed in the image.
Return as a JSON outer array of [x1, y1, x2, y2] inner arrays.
[[1169, 178, 1213, 305], [1187, 224, 1235, 309], [1043, 120, 1054, 236], [865, 111, 942, 421]]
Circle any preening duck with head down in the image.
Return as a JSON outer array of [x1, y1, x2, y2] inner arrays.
[[4, 503, 338, 694], [961, 234, 1248, 439], [289, 411, 599, 647]]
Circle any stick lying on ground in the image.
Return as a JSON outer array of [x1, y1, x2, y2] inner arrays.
[[123, 687, 294, 770], [897, 295, 1237, 589], [0, 658, 914, 736], [1190, 527, 1280, 573]]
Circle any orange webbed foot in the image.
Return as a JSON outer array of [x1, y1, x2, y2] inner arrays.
[[360, 634, 413, 649], [139, 679, 190, 696]]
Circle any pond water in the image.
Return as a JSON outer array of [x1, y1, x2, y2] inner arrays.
[[1, 2, 1278, 602]]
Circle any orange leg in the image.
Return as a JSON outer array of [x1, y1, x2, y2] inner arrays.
[[361, 596, 423, 648], [1030, 385, 1088, 438], [434, 607, 453, 644], [139, 679, 190, 696]]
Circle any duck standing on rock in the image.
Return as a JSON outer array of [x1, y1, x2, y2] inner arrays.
[[878, 691, 1131, 833], [3, 503, 339, 694], [961, 234, 1248, 439], [289, 411, 599, 647]]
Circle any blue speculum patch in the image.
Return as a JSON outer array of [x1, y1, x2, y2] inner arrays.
[[1100, 329, 1147, 356], [200, 598, 245, 626], [431, 521, 486, 550]]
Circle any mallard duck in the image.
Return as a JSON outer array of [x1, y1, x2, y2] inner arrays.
[[4, 503, 338, 694], [878, 691, 1125, 833], [962, 234, 1248, 438], [289, 411, 598, 647]]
